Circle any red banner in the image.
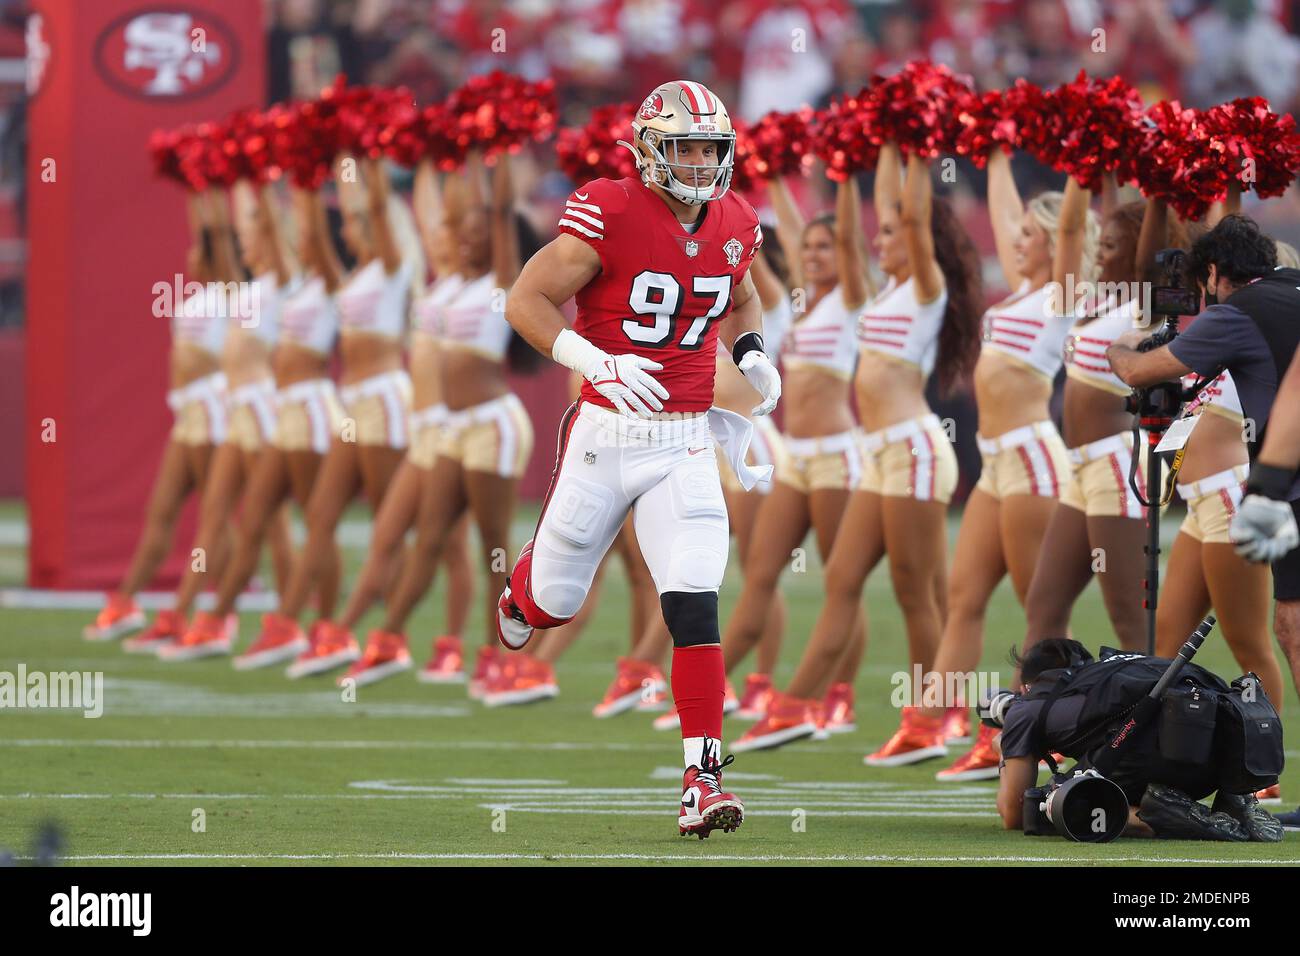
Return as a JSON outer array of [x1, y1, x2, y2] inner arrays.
[[25, 0, 265, 588]]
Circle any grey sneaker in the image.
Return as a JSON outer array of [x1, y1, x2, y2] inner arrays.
[[1211, 791, 1284, 843], [1137, 784, 1250, 842]]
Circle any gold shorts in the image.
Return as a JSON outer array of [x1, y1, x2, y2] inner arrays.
[[1178, 464, 1248, 544], [437, 393, 534, 478], [777, 428, 862, 494], [859, 413, 958, 503], [274, 379, 344, 454], [1059, 431, 1147, 518], [718, 415, 785, 495], [226, 380, 278, 453], [338, 369, 413, 448], [974, 420, 1070, 500], [168, 372, 228, 446], [407, 404, 449, 470]]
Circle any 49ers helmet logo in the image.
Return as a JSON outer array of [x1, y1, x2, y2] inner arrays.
[[638, 92, 664, 121]]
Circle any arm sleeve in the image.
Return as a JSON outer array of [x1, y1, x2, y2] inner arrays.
[[997, 702, 1041, 760], [1167, 305, 1247, 378]]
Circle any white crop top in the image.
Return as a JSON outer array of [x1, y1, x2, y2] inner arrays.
[[856, 276, 947, 377], [981, 281, 1070, 379], [337, 258, 412, 339], [279, 275, 339, 356], [245, 272, 282, 346], [1184, 369, 1244, 420], [172, 283, 228, 356], [438, 273, 511, 361], [413, 273, 466, 339], [783, 286, 858, 378], [1062, 296, 1140, 397]]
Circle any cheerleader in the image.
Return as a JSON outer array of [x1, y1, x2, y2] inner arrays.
[[734, 142, 983, 755], [145, 181, 297, 659], [1021, 177, 1172, 656], [915, 155, 1098, 777], [359, 152, 538, 685], [315, 156, 477, 685], [182, 157, 418, 658], [83, 193, 231, 644]]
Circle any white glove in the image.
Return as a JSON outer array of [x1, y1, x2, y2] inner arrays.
[[552, 328, 669, 419], [1230, 494, 1300, 564], [737, 350, 781, 416]]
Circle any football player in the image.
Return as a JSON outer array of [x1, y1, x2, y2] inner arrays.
[[497, 81, 781, 838]]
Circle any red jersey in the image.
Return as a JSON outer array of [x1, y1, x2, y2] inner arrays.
[[558, 177, 763, 413]]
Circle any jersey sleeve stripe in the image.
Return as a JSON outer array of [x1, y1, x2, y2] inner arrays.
[[565, 200, 603, 213], [559, 218, 603, 240], [562, 208, 604, 229]]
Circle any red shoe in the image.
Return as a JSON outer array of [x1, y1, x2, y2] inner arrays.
[[679, 750, 743, 839], [731, 692, 819, 753], [121, 608, 185, 655], [417, 635, 466, 685], [863, 707, 948, 767], [338, 630, 412, 687], [482, 653, 558, 707], [935, 722, 1001, 781], [234, 613, 310, 670], [286, 620, 359, 679], [495, 583, 534, 651], [736, 673, 775, 721], [158, 611, 237, 662], [468, 645, 502, 700], [820, 682, 856, 735], [941, 705, 971, 745], [593, 658, 667, 718], [1256, 784, 1282, 805], [84, 592, 146, 642]]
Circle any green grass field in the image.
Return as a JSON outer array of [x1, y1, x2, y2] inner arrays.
[[1, 501, 1298, 866]]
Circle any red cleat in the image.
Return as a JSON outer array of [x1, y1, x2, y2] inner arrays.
[[234, 614, 310, 670], [731, 692, 819, 753], [468, 644, 502, 700], [940, 705, 971, 745], [679, 751, 744, 839], [495, 585, 534, 651], [864, 707, 948, 767], [593, 658, 666, 718], [121, 608, 185, 655], [286, 620, 359, 678], [934, 722, 1002, 781], [820, 681, 856, 735], [417, 635, 466, 685], [84, 592, 146, 642], [736, 672, 774, 721], [158, 611, 237, 662], [338, 630, 412, 686], [1256, 784, 1282, 805], [482, 653, 558, 707]]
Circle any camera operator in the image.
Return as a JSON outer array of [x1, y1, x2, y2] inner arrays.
[[993, 637, 1282, 841], [1106, 216, 1300, 755]]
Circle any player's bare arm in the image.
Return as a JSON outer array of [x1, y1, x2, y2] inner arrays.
[[505, 231, 670, 419]]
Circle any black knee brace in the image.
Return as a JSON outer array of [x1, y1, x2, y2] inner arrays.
[[660, 591, 720, 648]]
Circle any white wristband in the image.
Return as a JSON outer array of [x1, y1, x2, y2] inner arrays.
[[551, 328, 609, 375]]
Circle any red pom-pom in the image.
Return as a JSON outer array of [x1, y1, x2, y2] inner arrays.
[[336, 84, 419, 160], [149, 126, 201, 189], [811, 91, 880, 181], [1202, 97, 1300, 199], [445, 71, 558, 163], [953, 86, 1028, 168], [556, 102, 639, 184], [862, 61, 975, 159], [1135, 101, 1228, 220], [740, 109, 816, 184], [1031, 71, 1146, 189]]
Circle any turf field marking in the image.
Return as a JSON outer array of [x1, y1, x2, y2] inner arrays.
[[0, 738, 672, 751]]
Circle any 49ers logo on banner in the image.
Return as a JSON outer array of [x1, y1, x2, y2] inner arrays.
[[94, 8, 239, 99]]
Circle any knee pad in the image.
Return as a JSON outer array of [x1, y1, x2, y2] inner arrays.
[[660, 590, 720, 648], [507, 540, 575, 629]]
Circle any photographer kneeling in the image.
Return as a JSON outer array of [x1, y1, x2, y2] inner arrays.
[[994, 637, 1283, 841]]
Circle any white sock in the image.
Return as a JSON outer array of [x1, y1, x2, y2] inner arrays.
[[683, 735, 720, 770]]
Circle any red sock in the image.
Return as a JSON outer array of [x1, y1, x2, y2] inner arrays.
[[672, 645, 724, 739]]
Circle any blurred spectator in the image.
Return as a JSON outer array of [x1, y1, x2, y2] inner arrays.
[[998, 0, 1088, 88], [1087, 0, 1198, 103], [729, 0, 853, 121], [1184, 0, 1300, 109], [872, 5, 928, 77]]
